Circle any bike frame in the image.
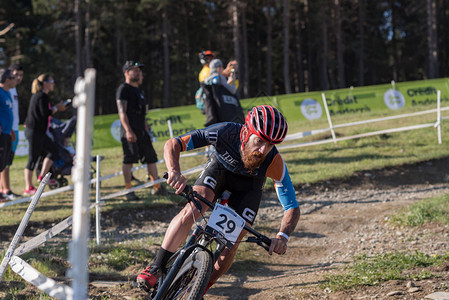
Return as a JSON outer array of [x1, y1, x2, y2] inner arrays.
[[151, 181, 271, 300]]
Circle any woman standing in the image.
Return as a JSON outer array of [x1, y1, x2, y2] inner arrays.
[[23, 74, 66, 195]]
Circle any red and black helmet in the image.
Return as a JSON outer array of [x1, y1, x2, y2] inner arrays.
[[243, 105, 288, 144]]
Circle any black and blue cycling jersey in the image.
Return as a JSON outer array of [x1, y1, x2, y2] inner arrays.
[[175, 122, 299, 211]]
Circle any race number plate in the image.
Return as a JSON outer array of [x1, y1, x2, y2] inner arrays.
[[206, 203, 245, 245]]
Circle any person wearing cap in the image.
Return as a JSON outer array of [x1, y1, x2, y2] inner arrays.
[[0, 69, 17, 202], [116, 60, 165, 200], [205, 59, 237, 94], [198, 50, 215, 83], [23, 74, 67, 196], [0, 64, 24, 200]]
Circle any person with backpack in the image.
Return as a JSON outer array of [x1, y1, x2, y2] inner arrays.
[[202, 59, 244, 126]]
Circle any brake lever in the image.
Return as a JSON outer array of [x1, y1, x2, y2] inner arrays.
[[246, 237, 270, 252], [257, 241, 270, 252], [162, 171, 192, 195]]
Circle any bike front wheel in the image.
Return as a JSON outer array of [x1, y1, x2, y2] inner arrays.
[[164, 250, 213, 300]]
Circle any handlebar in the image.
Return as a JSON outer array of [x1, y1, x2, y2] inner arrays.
[[162, 172, 272, 249]]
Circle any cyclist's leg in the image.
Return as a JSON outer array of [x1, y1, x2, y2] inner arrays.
[[162, 156, 228, 252], [161, 185, 215, 252], [208, 226, 249, 285]]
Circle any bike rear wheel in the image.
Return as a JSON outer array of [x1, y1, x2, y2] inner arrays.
[[164, 250, 213, 300]]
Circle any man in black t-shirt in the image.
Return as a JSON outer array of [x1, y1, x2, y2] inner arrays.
[[116, 61, 165, 200]]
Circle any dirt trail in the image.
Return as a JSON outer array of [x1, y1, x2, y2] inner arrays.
[[89, 157, 449, 299]]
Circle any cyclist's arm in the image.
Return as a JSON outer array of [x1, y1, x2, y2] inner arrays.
[[164, 138, 187, 194], [266, 153, 301, 255]]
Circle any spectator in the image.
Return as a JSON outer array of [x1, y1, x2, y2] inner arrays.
[[222, 59, 239, 90], [23, 74, 66, 196], [198, 50, 215, 83], [0, 64, 24, 200], [203, 59, 244, 127], [0, 69, 16, 202], [116, 60, 165, 200]]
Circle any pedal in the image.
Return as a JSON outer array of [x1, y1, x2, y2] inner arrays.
[[136, 280, 151, 293]]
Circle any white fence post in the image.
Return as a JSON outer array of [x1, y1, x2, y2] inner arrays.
[[437, 90, 442, 144], [167, 119, 174, 138], [0, 173, 51, 281], [95, 155, 101, 245], [321, 92, 337, 143], [68, 69, 96, 300]]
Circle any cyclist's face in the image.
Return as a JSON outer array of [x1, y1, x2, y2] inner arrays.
[[241, 133, 274, 170], [246, 134, 274, 156]]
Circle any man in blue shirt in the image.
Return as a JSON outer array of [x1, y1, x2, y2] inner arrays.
[[0, 69, 17, 202]]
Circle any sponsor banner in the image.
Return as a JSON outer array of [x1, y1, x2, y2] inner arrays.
[[272, 78, 449, 122]]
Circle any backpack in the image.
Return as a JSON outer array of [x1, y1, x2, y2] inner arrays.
[[203, 83, 244, 127], [195, 86, 206, 113]]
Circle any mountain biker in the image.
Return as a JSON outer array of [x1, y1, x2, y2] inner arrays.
[[137, 105, 301, 294]]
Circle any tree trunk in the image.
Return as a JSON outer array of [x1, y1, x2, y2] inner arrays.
[[283, 0, 292, 94], [305, 0, 313, 91], [162, 6, 170, 107], [232, 0, 241, 98], [294, 2, 304, 93], [358, 0, 365, 86], [427, 0, 438, 78], [84, 0, 91, 68], [334, 0, 345, 88], [320, 16, 329, 90], [390, 0, 398, 81], [75, 0, 83, 77], [265, 0, 273, 96], [241, 3, 249, 98]]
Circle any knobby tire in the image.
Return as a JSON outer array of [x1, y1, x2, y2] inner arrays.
[[164, 250, 212, 300]]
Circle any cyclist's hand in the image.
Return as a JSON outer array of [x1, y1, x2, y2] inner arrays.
[[268, 236, 288, 255], [166, 171, 187, 194]]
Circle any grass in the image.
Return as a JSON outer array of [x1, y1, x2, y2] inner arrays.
[[390, 193, 449, 226], [323, 252, 449, 291]]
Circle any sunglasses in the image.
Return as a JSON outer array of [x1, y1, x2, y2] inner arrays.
[[8, 76, 15, 80]]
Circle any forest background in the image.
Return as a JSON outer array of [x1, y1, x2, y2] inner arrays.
[[0, 0, 445, 122]]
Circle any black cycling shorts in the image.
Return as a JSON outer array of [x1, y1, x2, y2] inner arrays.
[[194, 155, 266, 225], [121, 129, 158, 165]]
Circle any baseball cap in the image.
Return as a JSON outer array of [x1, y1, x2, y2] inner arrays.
[[123, 61, 144, 73]]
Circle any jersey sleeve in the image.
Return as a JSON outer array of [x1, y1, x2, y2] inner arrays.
[[266, 153, 299, 211], [175, 129, 209, 152], [174, 123, 230, 152]]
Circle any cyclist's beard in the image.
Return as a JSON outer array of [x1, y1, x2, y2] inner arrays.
[[241, 146, 265, 171]]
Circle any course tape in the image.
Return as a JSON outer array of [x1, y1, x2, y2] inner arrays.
[[100, 163, 206, 200], [13, 216, 73, 257], [9, 256, 73, 299], [278, 122, 435, 150], [0, 174, 49, 281], [10, 165, 205, 257], [0, 150, 211, 209]]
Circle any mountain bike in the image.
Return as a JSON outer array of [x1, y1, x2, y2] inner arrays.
[[139, 173, 272, 300]]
